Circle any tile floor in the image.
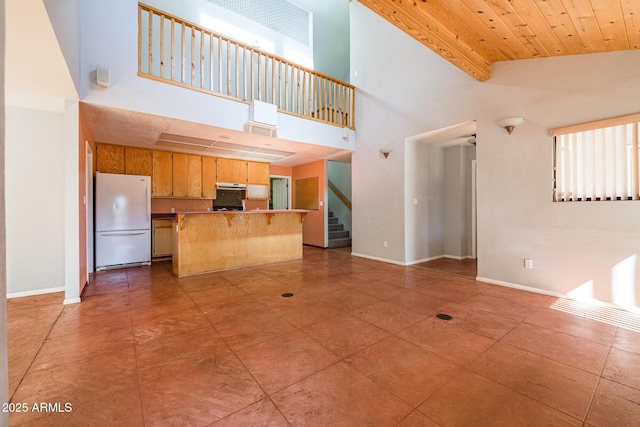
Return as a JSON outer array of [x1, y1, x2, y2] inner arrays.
[[6, 247, 640, 426]]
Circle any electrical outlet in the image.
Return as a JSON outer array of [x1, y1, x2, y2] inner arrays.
[[524, 258, 533, 269], [383, 241, 388, 248]]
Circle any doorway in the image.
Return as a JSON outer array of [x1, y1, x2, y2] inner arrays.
[[407, 120, 477, 276], [270, 176, 291, 210]]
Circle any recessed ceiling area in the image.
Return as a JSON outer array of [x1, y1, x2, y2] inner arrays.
[[81, 103, 353, 166], [359, 0, 640, 81]]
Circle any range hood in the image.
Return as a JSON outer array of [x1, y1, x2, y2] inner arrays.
[[216, 182, 248, 190]]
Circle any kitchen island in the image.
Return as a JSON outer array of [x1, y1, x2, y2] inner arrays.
[[172, 210, 308, 277]]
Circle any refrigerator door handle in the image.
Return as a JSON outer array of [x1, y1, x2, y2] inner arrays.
[[99, 231, 148, 237], [146, 186, 150, 222]]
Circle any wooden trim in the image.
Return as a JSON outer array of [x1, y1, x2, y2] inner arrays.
[[138, 5, 142, 72], [138, 2, 355, 128], [551, 112, 640, 136], [137, 72, 355, 129], [328, 180, 352, 211]]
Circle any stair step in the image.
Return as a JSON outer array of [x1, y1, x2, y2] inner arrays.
[[328, 217, 339, 224], [329, 224, 344, 232], [329, 230, 350, 239], [328, 237, 352, 248]]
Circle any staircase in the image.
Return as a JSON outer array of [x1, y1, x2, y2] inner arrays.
[[328, 211, 352, 248]]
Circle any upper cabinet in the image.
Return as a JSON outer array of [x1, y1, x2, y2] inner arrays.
[[96, 143, 271, 200], [125, 147, 152, 176], [172, 153, 202, 198], [201, 156, 217, 199], [247, 161, 270, 185], [152, 150, 173, 197], [217, 158, 247, 184], [96, 143, 125, 174], [97, 144, 152, 176]]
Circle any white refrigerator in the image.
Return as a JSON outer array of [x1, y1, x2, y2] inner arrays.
[[95, 172, 151, 270]]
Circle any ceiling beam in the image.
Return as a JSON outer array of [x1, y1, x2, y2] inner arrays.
[[358, 0, 492, 81]]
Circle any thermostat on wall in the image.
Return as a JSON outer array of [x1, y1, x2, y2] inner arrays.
[[96, 66, 111, 88]]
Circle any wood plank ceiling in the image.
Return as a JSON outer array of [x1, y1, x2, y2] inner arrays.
[[358, 0, 640, 81]]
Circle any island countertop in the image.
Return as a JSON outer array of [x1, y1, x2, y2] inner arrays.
[[171, 209, 308, 277], [174, 209, 310, 215]]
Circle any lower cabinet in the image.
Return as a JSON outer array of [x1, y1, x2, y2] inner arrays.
[[152, 220, 173, 258]]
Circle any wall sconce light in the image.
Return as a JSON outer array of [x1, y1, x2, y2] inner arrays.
[[379, 144, 393, 159], [497, 117, 524, 135]]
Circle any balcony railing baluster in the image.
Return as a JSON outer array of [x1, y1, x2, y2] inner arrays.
[[138, 3, 354, 129]]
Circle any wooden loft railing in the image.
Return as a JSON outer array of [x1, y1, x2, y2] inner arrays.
[[138, 3, 355, 129]]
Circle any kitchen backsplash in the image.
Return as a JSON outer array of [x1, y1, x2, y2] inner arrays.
[[151, 198, 213, 213], [152, 198, 269, 212]]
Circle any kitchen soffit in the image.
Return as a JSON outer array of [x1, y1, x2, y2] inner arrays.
[[81, 103, 353, 166], [156, 132, 295, 160]]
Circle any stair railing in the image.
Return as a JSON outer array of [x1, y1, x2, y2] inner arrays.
[[328, 180, 352, 211], [138, 3, 355, 129]]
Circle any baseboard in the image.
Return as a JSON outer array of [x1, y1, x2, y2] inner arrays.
[[443, 255, 475, 260], [7, 286, 65, 299], [475, 276, 640, 313], [475, 277, 565, 298], [64, 297, 82, 305], [351, 253, 476, 266], [405, 255, 443, 266], [406, 254, 475, 265], [351, 252, 407, 266]]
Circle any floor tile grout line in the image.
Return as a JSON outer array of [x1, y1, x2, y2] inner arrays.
[[184, 283, 278, 423], [582, 331, 622, 424], [8, 303, 66, 404], [127, 278, 149, 427]]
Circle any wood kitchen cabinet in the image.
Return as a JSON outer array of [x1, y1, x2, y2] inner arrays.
[[172, 153, 202, 198], [201, 156, 217, 198], [217, 158, 247, 184], [152, 219, 173, 258], [125, 147, 152, 176], [96, 143, 125, 174], [247, 161, 270, 185], [152, 150, 173, 197]]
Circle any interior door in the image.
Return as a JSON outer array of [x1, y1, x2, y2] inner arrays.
[[271, 178, 288, 210]]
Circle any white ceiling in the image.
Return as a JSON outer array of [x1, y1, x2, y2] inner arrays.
[[82, 103, 353, 167]]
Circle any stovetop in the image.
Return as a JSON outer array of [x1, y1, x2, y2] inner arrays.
[[212, 206, 244, 211]]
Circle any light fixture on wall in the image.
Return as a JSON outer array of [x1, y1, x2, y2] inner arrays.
[[497, 117, 524, 135], [379, 144, 394, 159]]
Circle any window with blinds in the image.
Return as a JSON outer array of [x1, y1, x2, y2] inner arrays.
[[552, 113, 640, 202]]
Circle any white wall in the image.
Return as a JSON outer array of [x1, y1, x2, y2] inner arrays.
[[405, 140, 444, 263], [5, 0, 79, 299], [148, 0, 313, 68], [443, 144, 475, 259], [43, 0, 80, 95], [476, 53, 640, 311], [0, 0, 9, 420], [350, 0, 476, 263], [6, 106, 66, 295], [351, 0, 640, 310]]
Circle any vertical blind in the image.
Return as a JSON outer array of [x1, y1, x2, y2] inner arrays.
[[552, 114, 640, 202]]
